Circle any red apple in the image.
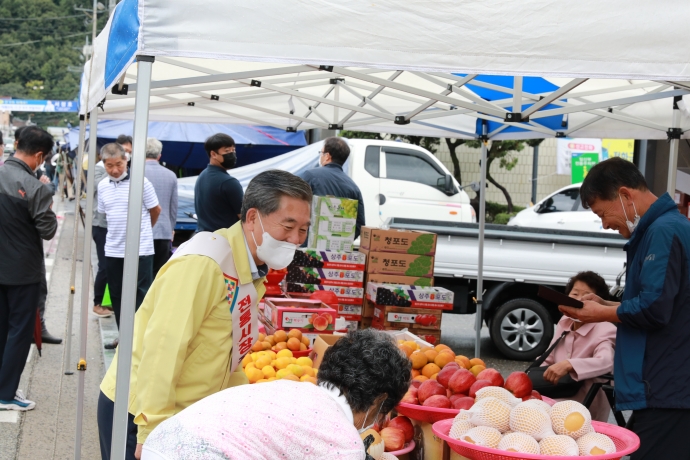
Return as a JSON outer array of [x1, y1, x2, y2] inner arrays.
[[422, 394, 452, 409], [418, 379, 446, 404], [468, 379, 493, 398], [436, 362, 460, 388], [380, 427, 406, 452], [522, 390, 543, 401], [504, 371, 533, 398], [452, 396, 475, 410], [401, 388, 418, 405], [449, 393, 468, 404], [410, 380, 422, 389], [387, 416, 414, 443], [476, 368, 504, 387], [448, 369, 476, 395]]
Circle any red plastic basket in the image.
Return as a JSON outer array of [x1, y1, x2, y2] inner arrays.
[[432, 419, 640, 460], [388, 440, 415, 456], [395, 402, 460, 424]]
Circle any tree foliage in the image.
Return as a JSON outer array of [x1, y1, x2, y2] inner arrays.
[[466, 139, 525, 213], [444, 138, 465, 184], [0, 0, 107, 126]]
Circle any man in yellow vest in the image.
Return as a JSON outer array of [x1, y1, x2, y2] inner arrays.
[[96, 170, 313, 460]]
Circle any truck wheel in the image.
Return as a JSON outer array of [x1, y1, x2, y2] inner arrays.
[[489, 298, 554, 361]]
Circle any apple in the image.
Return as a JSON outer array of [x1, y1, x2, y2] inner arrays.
[[476, 368, 504, 387], [452, 396, 475, 410], [422, 395, 452, 409], [436, 362, 460, 388], [522, 390, 543, 401], [418, 379, 446, 404], [380, 427, 406, 452], [400, 388, 418, 405], [468, 379, 492, 398], [387, 416, 414, 443], [449, 393, 468, 404], [410, 380, 422, 389], [504, 371, 533, 398], [448, 369, 476, 395]]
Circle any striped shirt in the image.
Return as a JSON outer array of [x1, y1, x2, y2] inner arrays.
[[98, 174, 159, 258]]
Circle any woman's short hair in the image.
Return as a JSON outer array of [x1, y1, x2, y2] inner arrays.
[[317, 329, 411, 416], [565, 271, 611, 301]]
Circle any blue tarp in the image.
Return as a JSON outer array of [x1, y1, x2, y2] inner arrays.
[[69, 120, 307, 171]]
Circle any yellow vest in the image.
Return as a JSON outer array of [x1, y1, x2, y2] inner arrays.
[[100, 222, 266, 443]]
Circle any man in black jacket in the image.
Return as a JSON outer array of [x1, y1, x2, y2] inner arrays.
[[299, 137, 365, 238], [0, 126, 56, 411]]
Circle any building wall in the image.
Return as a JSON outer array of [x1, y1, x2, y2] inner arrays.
[[434, 138, 571, 208]]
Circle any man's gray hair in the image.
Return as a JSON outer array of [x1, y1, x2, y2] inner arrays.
[[145, 137, 163, 159], [100, 142, 126, 161], [241, 170, 312, 222]]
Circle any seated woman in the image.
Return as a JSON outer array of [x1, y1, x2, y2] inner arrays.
[[542, 271, 617, 422], [141, 329, 411, 460]]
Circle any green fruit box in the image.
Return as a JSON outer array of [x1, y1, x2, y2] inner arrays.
[[307, 233, 355, 252], [361, 249, 434, 278], [286, 266, 365, 287], [312, 196, 359, 219], [314, 216, 357, 235], [365, 283, 454, 310], [263, 298, 337, 331], [286, 283, 365, 305], [289, 249, 366, 270], [360, 227, 437, 256]]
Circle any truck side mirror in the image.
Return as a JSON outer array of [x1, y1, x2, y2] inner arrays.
[[437, 174, 456, 195]]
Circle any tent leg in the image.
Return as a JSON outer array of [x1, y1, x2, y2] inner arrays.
[[531, 143, 539, 205], [638, 140, 647, 176], [63, 115, 88, 376], [474, 124, 488, 359], [74, 109, 98, 460], [667, 97, 681, 196], [110, 55, 154, 460]]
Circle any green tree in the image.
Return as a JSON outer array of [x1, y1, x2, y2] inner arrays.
[[397, 135, 440, 155], [338, 130, 383, 140], [466, 139, 525, 213]]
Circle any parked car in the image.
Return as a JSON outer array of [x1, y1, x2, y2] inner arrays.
[[508, 183, 613, 233]]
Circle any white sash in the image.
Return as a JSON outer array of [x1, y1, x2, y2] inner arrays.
[[171, 232, 258, 373]]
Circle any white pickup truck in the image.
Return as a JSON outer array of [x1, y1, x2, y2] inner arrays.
[[175, 139, 475, 231], [387, 218, 627, 361]]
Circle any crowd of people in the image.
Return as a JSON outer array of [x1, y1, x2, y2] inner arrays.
[[1, 126, 688, 459]]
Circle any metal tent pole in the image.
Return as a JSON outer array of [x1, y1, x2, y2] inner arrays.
[[667, 95, 682, 196], [639, 140, 648, 176], [110, 55, 154, 460], [474, 123, 488, 359], [531, 143, 539, 205], [63, 114, 88, 376], [74, 109, 98, 460]]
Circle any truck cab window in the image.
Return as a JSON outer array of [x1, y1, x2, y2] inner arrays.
[[364, 146, 380, 178], [386, 151, 445, 190], [537, 188, 579, 213]]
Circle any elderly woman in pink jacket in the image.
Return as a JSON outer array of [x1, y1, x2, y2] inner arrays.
[[542, 271, 617, 422]]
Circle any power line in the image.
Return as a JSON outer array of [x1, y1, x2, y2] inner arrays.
[[0, 32, 86, 48], [0, 14, 83, 21]]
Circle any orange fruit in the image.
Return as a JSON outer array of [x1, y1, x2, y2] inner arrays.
[[413, 375, 428, 383], [301, 336, 310, 347], [282, 374, 300, 382], [299, 343, 307, 351], [258, 332, 266, 342], [469, 365, 486, 377], [431, 373, 438, 380], [251, 341, 264, 352], [255, 355, 271, 369], [274, 330, 288, 343], [411, 369, 421, 378], [265, 335, 276, 346], [469, 358, 486, 367], [399, 344, 414, 358], [261, 341, 271, 350], [434, 351, 456, 368], [241, 354, 253, 368], [410, 351, 428, 370], [420, 346, 434, 352], [300, 375, 317, 384], [403, 340, 419, 351], [277, 349, 293, 359], [245, 367, 263, 383], [287, 337, 302, 351], [455, 355, 471, 369], [287, 329, 302, 340], [435, 344, 452, 353], [424, 349, 438, 362], [422, 363, 441, 379], [274, 342, 288, 351], [302, 366, 315, 377]]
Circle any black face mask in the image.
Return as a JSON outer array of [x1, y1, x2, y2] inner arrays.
[[220, 152, 237, 169]]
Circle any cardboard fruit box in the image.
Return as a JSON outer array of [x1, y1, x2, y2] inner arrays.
[[286, 266, 364, 287], [366, 283, 454, 310], [307, 233, 355, 252], [366, 273, 434, 287], [360, 227, 437, 256], [263, 298, 338, 332], [337, 303, 362, 319], [312, 196, 359, 219], [372, 305, 443, 330], [287, 283, 365, 305], [289, 249, 366, 270], [310, 334, 344, 368], [371, 322, 442, 345], [361, 249, 434, 278]]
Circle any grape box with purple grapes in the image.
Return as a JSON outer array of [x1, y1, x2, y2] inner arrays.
[[289, 249, 366, 270], [286, 266, 364, 287], [365, 283, 454, 310]]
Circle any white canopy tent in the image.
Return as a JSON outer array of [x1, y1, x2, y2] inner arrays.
[[73, 1, 690, 458]]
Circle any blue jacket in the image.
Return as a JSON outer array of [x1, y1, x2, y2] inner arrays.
[[615, 193, 690, 410]]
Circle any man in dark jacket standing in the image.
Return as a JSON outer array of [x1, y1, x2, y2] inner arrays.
[[0, 126, 57, 411], [560, 157, 690, 459], [299, 137, 365, 238]]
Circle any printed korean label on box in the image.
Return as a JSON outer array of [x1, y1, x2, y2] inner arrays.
[[387, 312, 417, 323], [313, 196, 359, 219], [338, 304, 362, 316], [290, 249, 366, 270], [366, 283, 454, 309], [287, 283, 365, 305]]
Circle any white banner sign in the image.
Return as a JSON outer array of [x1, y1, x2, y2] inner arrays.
[[556, 138, 602, 175]]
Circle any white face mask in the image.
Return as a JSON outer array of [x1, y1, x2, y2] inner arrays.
[[109, 170, 128, 182], [125, 152, 131, 162], [250, 213, 298, 270], [357, 400, 384, 434], [619, 195, 640, 234]]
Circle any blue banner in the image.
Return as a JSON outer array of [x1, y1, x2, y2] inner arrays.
[[0, 99, 77, 113]]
